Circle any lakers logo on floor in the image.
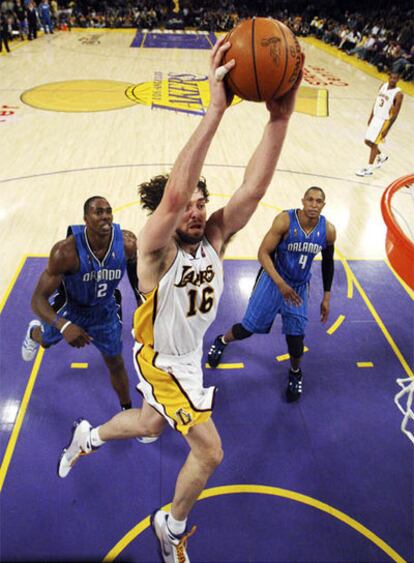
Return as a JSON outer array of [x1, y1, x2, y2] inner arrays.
[[20, 76, 241, 114], [20, 75, 328, 116]]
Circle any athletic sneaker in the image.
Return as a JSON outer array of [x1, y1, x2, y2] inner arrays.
[[58, 418, 94, 478], [286, 369, 303, 403], [355, 167, 373, 177], [207, 335, 227, 368], [21, 319, 41, 361], [151, 509, 196, 563], [375, 153, 389, 168]]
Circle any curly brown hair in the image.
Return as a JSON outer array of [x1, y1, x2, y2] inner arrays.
[[138, 174, 209, 214]]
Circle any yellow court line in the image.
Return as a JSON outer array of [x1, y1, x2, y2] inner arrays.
[[346, 262, 413, 379], [357, 362, 374, 368], [276, 347, 309, 362], [302, 36, 414, 97], [103, 484, 406, 563], [327, 314, 345, 335], [71, 363, 88, 369], [316, 88, 328, 117], [205, 363, 244, 369], [206, 33, 215, 48], [0, 254, 49, 314], [0, 255, 27, 314], [113, 200, 140, 213], [385, 259, 414, 301], [336, 249, 354, 299], [224, 255, 256, 260], [0, 348, 45, 492]]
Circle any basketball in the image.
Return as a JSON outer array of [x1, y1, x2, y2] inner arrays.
[[222, 17, 302, 102]]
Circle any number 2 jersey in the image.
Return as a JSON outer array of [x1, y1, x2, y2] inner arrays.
[[274, 209, 327, 287], [134, 237, 224, 356], [61, 223, 126, 307]]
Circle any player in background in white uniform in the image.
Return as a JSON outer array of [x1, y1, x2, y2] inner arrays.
[[356, 72, 403, 177], [57, 38, 303, 562]]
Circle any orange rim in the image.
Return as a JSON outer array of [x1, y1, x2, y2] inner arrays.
[[381, 174, 414, 290]]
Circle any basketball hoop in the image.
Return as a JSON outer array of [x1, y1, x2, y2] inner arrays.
[[395, 378, 414, 445], [381, 174, 414, 290]]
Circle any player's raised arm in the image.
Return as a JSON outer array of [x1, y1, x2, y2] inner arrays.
[[206, 66, 303, 256], [137, 38, 235, 263]]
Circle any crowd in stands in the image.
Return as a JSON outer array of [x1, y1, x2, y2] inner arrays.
[[308, 10, 414, 81], [1, 0, 413, 81]]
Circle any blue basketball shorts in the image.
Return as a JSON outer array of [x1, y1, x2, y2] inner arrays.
[[241, 270, 308, 336], [40, 300, 123, 357]]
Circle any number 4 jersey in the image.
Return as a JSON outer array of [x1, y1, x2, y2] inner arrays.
[[134, 238, 224, 356], [274, 209, 327, 287]]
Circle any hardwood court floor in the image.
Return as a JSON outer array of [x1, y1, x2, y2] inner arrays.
[[0, 28, 413, 563], [1, 28, 413, 304]]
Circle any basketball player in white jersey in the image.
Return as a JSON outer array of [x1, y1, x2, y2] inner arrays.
[[57, 37, 303, 562], [356, 72, 403, 177]]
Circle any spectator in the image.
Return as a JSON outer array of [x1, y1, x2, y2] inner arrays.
[[39, 0, 54, 33], [0, 10, 10, 52], [26, 1, 38, 39], [14, 0, 27, 40]]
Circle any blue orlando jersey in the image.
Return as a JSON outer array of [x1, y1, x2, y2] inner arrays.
[[274, 209, 327, 286], [63, 224, 126, 307]]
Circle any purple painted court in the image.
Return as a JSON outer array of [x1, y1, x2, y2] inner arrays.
[[1, 257, 412, 562]]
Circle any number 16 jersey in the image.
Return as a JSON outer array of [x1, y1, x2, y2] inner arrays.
[[134, 237, 224, 356]]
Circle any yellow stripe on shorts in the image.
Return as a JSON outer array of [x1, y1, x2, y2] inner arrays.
[[136, 345, 213, 435], [375, 118, 390, 145], [133, 287, 157, 346]]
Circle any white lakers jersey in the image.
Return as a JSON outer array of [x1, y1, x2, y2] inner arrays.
[[134, 237, 224, 356], [373, 83, 401, 120]]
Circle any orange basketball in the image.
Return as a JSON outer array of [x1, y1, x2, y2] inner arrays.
[[222, 17, 302, 102]]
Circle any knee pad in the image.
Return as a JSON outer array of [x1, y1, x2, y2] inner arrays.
[[232, 323, 252, 340], [286, 335, 304, 359]]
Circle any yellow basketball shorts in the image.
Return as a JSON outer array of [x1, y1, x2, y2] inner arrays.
[[133, 342, 216, 435]]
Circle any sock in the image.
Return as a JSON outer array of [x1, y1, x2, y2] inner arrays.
[[121, 402, 132, 411], [167, 513, 187, 537], [90, 427, 105, 448], [290, 368, 301, 374], [220, 335, 228, 345]]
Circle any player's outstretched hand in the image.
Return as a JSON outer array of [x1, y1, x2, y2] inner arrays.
[[63, 323, 93, 348], [266, 53, 305, 120], [209, 36, 235, 113]]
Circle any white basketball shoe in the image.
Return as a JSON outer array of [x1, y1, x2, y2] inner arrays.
[[151, 509, 196, 563], [375, 153, 389, 168], [21, 319, 41, 361], [58, 418, 94, 478], [355, 167, 373, 177]]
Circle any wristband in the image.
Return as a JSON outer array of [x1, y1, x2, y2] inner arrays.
[[60, 321, 72, 334]]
